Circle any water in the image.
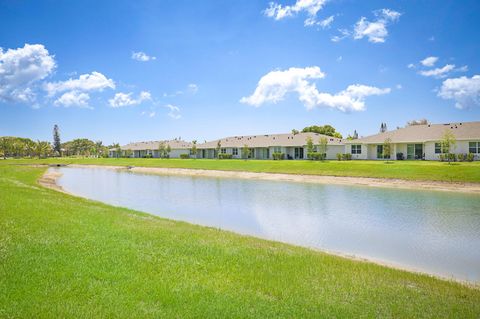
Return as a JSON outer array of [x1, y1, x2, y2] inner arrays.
[[53, 166, 480, 282]]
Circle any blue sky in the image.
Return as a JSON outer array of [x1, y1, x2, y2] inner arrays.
[[1, 0, 479, 144]]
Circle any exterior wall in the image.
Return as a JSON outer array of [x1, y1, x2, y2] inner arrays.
[[345, 144, 367, 160]]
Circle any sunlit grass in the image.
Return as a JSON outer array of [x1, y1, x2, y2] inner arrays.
[[0, 164, 479, 318]]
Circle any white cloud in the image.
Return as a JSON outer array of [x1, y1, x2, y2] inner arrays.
[[108, 91, 151, 108], [407, 63, 415, 69], [420, 56, 438, 67], [165, 104, 181, 119], [419, 64, 455, 78], [305, 14, 334, 28], [131, 51, 156, 62], [331, 28, 350, 42], [45, 71, 115, 96], [54, 90, 91, 108], [264, 0, 328, 25], [353, 9, 401, 43], [396, 84, 403, 89], [187, 83, 199, 94], [141, 110, 156, 118], [438, 75, 480, 109], [240, 66, 390, 112], [0, 43, 56, 103]]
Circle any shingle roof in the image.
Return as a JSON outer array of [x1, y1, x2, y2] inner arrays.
[[120, 139, 192, 151], [348, 121, 480, 144], [197, 132, 344, 149]]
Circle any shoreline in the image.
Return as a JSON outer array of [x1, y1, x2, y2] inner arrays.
[[64, 164, 480, 194], [38, 166, 480, 287]]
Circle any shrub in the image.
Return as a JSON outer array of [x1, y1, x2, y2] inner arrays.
[[272, 152, 285, 160], [218, 153, 233, 159], [457, 153, 466, 162], [143, 154, 153, 158], [467, 153, 475, 162], [448, 153, 456, 162], [336, 153, 342, 161], [307, 152, 325, 161], [342, 153, 352, 160], [396, 152, 404, 160], [439, 154, 445, 162], [180, 154, 190, 159]]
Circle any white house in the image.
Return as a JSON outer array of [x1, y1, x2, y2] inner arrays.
[[109, 139, 192, 158], [345, 121, 480, 161], [196, 132, 345, 160]]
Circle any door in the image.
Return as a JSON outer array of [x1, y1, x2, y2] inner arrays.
[[294, 147, 304, 159], [407, 144, 423, 160]]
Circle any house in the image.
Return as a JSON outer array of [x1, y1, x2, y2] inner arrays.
[[109, 139, 192, 158], [345, 121, 480, 160], [196, 132, 345, 160]]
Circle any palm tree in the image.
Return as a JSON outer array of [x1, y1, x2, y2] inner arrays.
[[35, 140, 52, 159]]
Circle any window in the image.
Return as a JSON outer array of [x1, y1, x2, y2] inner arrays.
[[377, 145, 383, 159], [221, 148, 227, 154], [232, 148, 238, 156], [273, 147, 282, 153], [351, 144, 361, 154], [435, 143, 441, 154], [470, 142, 479, 154]]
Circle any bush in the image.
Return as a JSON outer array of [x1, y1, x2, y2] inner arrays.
[[439, 154, 445, 162], [467, 153, 475, 162], [180, 154, 190, 159], [336, 153, 342, 161], [143, 154, 153, 158], [448, 153, 456, 162], [272, 152, 285, 160], [218, 153, 233, 159], [457, 153, 466, 162], [396, 152, 404, 160], [341, 153, 352, 160], [307, 152, 326, 161]]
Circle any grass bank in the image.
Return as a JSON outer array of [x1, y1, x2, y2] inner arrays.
[[7, 157, 480, 183], [0, 164, 479, 318]]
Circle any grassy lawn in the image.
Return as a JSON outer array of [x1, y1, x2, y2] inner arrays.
[[0, 164, 479, 318], [7, 157, 480, 183]]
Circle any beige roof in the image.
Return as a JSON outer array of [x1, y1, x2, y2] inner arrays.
[[197, 132, 344, 149], [120, 139, 192, 151], [348, 121, 480, 144]]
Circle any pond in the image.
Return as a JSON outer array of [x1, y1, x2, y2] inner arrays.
[[52, 166, 480, 282]]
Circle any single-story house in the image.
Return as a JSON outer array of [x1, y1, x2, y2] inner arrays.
[[196, 132, 345, 160], [345, 121, 480, 160], [109, 139, 192, 158]]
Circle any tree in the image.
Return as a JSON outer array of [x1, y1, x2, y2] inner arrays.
[[353, 130, 358, 139], [380, 122, 387, 133], [0, 137, 11, 159], [382, 138, 392, 161], [53, 125, 61, 156], [241, 144, 251, 160], [441, 129, 456, 163], [191, 140, 198, 159], [291, 129, 299, 135], [215, 140, 221, 159], [158, 142, 166, 158], [306, 136, 314, 159], [302, 124, 342, 138], [166, 145, 171, 158], [34, 140, 52, 159], [114, 143, 122, 158], [318, 137, 328, 160]]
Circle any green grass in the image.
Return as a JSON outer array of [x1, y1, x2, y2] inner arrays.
[[8, 157, 480, 183], [0, 164, 479, 318]]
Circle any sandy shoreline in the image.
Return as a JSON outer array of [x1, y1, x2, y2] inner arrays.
[[37, 165, 480, 287], [63, 164, 480, 194]]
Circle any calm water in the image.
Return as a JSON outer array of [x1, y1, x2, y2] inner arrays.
[[53, 166, 480, 282]]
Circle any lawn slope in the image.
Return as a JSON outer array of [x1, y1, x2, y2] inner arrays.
[[0, 164, 479, 318]]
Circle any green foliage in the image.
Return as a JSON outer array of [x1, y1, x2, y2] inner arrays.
[[241, 144, 251, 160], [342, 153, 352, 160], [441, 130, 457, 163], [457, 153, 466, 162], [307, 152, 326, 161], [291, 129, 299, 135], [190, 140, 198, 159], [467, 153, 475, 162], [306, 136, 314, 155], [272, 152, 285, 160], [302, 124, 342, 138], [383, 138, 392, 160], [336, 153, 343, 161], [180, 153, 190, 159], [218, 153, 233, 159], [62, 138, 97, 157], [53, 125, 61, 156], [216, 141, 222, 159], [158, 142, 170, 159], [318, 137, 328, 156]]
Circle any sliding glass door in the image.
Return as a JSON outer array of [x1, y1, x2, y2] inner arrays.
[[407, 144, 423, 160]]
